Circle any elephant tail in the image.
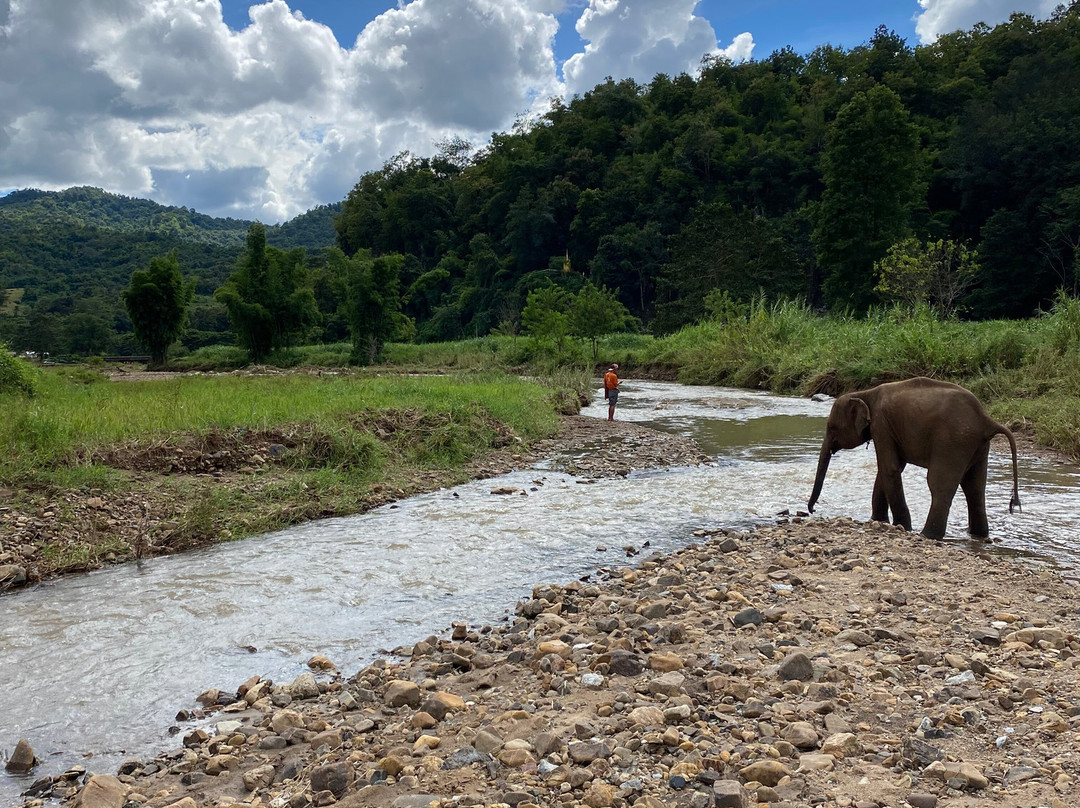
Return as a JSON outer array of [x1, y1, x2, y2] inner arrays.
[[996, 423, 1022, 514]]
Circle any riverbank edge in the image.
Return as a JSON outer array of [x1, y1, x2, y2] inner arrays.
[[37, 515, 1080, 808], [0, 411, 708, 592]]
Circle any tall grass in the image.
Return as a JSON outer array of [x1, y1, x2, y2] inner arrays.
[[645, 295, 1080, 458], [1, 372, 559, 484]]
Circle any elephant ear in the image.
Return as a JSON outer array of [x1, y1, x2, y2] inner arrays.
[[849, 397, 871, 439]]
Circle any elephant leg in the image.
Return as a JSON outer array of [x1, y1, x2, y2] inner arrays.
[[878, 463, 911, 531], [923, 466, 962, 540], [871, 473, 889, 523], [961, 444, 990, 539]]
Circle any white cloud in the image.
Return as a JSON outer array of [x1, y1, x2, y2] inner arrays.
[[562, 0, 751, 97], [0, 0, 754, 221], [914, 0, 1059, 44]]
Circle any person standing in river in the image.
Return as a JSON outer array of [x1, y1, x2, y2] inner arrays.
[[603, 364, 620, 421]]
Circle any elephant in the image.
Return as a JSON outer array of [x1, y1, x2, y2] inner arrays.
[[807, 377, 1021, 540]]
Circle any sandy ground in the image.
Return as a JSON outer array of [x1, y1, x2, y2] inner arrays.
[[6, 417, 1078, 808]]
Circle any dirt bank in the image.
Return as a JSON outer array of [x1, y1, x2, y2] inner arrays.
[[15, 510, 1076, 808], [0, 416, 707, 589]]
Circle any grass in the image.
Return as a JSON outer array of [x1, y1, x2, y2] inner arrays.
[[643, 295, 1080, 458], [0, 372, 561, 486]]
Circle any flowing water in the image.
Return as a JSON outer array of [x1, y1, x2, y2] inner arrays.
[[3, 380, 1080, 802]]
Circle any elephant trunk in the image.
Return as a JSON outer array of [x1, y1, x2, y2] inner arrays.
[[807, 441, 832, 513]]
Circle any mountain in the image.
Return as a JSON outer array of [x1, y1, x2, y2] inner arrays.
[[0, 187, 342, 355]]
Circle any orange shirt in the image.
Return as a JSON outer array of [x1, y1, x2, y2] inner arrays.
[[603, 371, 619, 391]]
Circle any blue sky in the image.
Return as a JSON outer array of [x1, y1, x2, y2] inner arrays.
[[0, 0, 1058, 220]]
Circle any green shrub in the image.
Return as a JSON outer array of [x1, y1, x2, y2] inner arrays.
[[0, 346, 38, 396]]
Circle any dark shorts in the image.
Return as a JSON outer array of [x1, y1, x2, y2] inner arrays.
[[607, 389, 619, 406]]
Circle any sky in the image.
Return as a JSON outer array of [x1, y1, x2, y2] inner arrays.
[[0, 0, 1062, 222]]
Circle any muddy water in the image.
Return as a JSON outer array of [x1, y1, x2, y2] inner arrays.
[[2, 380, 1079, 802]]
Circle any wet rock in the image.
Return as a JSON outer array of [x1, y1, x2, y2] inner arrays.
[[0, 565, 27, 589], [307, 654, 336, 670], [491, 486, 519, 495], [777, 651, 815, 681], [5, 738, 35, 773]]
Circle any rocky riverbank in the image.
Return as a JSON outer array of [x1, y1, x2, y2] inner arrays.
[[0, 415, 707, 590], [23, 513, 1080, 808]]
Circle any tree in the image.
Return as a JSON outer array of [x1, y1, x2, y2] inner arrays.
[[215, 223, 318, 362], [813, 85, 923, 311], [521, 284, 571, 352], [569, 282, 636, 359], [121, 249, 195, 367], [874, 238, 979, 317], [324, 248, 408, 365]]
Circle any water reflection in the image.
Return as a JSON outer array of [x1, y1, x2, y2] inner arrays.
[[2, 380, 1079, 804]]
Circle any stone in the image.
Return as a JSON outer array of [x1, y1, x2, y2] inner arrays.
[[474, 729, 503, 754], [163, 799, 197, 808], [243, 764, 276, 791], [429, 691, 466, 712], [308, 654, 336, 670], [796, 754, 835, 772], [378, 755, 406, 776], [581, 673, 604, 688], [648, 671, 686, 696], [498, 747, 534, 767], [384, 679, 422, 708], [781, 721, 819, 749], [835, 629, 875, 646], [627, 706, 666, 727], [582, 783, 616, 807], [290, 672, 321, 699], [0, 565, 27, 589], [412, 711, 437, 729], [271, 709, 306, 734], [906, 793, 938, 808], [568, 741, 610, 764], [442, 747, 487, 770], [5, 738, 35, 773], [713, 780, 749, 808], [820, 732, 861, 758], [923, 760, 989, 790], [607, 650, 644, 676], [311, 762, 353, 797], [739, 759, 791, 787], [205, 754, 240, 775], [73, 775, 129, 808], [733, 607, 764, 627], [777, 651, 815, 681], [649, 652, 684, 671], [413, 734, 441, 753]]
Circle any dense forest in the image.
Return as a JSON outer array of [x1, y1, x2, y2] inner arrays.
[[0, 188, 339, 355], [3, 5, 1079, 358]]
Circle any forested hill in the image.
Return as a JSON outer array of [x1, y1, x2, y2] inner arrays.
[[335, 6, 1080, 339], [0, 187, 339, 355]]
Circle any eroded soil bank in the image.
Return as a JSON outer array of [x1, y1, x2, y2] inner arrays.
[[0, 416, 707, 588], [29, 515, 1080, 808]]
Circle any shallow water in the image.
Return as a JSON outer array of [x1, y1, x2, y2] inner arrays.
[[2, 379, 1079, 802]]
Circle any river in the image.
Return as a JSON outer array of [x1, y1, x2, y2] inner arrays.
[[2, 379, 1079, 803]]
